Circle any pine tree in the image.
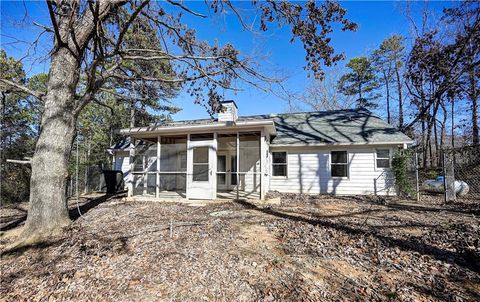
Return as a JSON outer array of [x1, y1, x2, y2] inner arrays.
[[338, 56, 380, 109]]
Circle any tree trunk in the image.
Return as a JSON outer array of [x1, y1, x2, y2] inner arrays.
[[22, 48, 80, 238], [469, 66, 479, 145], [384, 71, 391, 123], [451, 96, 455, 148], [395, 66, 403, 129], [130, 97, 136, 128], [358, 83, 362, 108], [440, 103, 447, 161], [426, 108, 434, 168]]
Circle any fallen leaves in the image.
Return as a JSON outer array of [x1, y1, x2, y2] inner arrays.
[[0, 193, 479, 301]]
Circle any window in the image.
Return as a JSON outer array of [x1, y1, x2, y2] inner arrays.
[[331, 151, 348, 177], [272, 152, 287, 177], [376, 149, 391, 169], [192, 147, 209, 181]]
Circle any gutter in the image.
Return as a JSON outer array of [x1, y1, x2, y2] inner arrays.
[[270, 140, 415, 148]]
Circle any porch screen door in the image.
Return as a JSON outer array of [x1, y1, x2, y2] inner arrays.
[[187, 138, 216, 199]]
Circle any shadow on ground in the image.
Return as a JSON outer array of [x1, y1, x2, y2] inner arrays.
[[1, 192, 125, 232], [234, 199, 480, 274]]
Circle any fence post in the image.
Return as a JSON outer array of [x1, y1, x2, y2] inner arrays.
[[415, 150, 420, 202], [443, 148, 456, 202]]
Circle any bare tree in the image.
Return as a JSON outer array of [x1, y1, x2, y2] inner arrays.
[[291, 69, 355, 112], [0, 0, 356, 244]]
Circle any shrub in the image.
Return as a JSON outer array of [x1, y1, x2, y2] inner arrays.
[[392, 149, 415, 197]]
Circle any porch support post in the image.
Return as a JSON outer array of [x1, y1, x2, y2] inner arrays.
[[236, 131, 240, 200], [127, 138, 135, 197], [186, 133, 191, 200], [156, 136, 161, 198], [260, 130, 267, 200], [142, 151, 147, 195], [213, 132, 218, 200]]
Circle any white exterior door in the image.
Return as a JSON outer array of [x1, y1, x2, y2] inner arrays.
[[187, 138, 216, 199]]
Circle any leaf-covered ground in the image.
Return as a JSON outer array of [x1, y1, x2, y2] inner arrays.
[[1, 193, 479, 301]]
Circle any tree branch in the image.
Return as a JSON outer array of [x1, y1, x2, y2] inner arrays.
[[0, 79, 44, 100], [165, 0, 206, 18], [46, 0, 65, 48]]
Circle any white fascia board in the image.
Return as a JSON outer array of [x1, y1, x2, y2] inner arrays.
[[270, 140, 415, 148], [118, 120, 277, 137]]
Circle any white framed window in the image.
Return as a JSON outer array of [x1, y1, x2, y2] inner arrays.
[[272, 152, 287, 177], [331, 151, 348, 178], [376, 149, 391, 169]]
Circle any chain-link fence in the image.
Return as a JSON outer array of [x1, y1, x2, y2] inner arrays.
[[404, 145, 480, 202], [448, 144, 480, 201]]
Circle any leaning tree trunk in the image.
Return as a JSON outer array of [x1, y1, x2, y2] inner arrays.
[[22, 48, 80, 238]]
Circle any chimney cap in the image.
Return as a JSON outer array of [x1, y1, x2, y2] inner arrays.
[[220, 100, 238, 109]]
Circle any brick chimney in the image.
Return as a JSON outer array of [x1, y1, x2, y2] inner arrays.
[[218, 100, 238, 122]]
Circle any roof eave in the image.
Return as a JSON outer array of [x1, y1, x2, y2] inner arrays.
[[117, 120, 277, 137], [270, 140, 415, 148]]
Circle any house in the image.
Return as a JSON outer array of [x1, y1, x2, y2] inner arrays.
[[109, 100, 413, 200]]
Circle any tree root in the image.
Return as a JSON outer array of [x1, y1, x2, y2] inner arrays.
[[1, 223, 69, 255]]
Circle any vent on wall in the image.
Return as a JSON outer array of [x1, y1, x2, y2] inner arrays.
[[218, 100, 238, 122]]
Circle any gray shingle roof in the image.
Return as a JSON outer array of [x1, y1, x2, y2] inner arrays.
[[256, 109, 412, 145], [115, 109, 412, 148]]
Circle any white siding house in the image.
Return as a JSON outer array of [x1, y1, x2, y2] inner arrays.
[[269, 146, 397, 195], [110, 101, 413, 200]]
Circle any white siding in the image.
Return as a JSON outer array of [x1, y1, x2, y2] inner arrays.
[[114, 151, 130, 173], [269, 146, 398, 196], [114, 151, 131, 186]]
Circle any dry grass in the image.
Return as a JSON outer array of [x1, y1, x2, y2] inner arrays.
[[1, 193, 479, 301]]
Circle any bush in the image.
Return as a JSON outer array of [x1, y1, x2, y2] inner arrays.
[[392, 149, 415, 197]]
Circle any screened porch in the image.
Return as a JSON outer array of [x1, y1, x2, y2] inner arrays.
[[128, 131, 267, 200]]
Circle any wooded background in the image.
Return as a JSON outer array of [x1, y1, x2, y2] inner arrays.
[[1, 0, 478, 204]]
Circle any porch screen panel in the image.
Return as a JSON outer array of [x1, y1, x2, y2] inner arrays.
[[132, 140, 157, 196], [159, 136, 187, 195], [217, 134, 238, 190], [239, 132, 261, 196]]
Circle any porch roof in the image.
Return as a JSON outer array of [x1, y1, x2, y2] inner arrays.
[[118, 119, 277, 138]]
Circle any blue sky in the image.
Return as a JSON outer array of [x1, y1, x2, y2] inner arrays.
[[1, 1, 453, 121]]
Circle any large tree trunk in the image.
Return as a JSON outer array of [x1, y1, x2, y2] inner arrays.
[[22, 48, 80, 238]]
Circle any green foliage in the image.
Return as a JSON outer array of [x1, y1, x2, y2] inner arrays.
[[391, 149, 414, 197], [377, 35, 405, 69], [371, 35, 405, 91], [426, 169, 440, 179], [0, 50, 42, 203], [338, 56, 380, 109]]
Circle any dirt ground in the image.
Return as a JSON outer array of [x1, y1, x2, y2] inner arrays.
[[1, 193, 479, 301]]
